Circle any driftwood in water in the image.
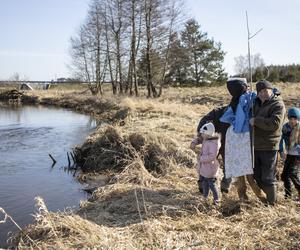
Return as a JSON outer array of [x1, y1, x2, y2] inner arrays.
[[67, 152, 71, 167], [67, 151, 78, 171], [70, 151, 75, 162], [70, 151, 77, 168], [49, 154, 57, 166]]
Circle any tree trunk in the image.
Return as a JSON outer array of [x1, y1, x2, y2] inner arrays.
[[130, 0, 137, 96], [145, 0, 157, 98], [193, 52, 200, 85], [134, 2, 143, 96], [116, 0, 123, 94], [95, 36, 103, 94], [80, 32, 91, 83], [158, 5, 175, 97], [104, 5, 117, 94], [116, 34, 123, 94], [95, 7, 103, 95]]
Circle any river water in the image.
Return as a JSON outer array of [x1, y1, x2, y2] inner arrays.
[[0, 105, 96, 247]]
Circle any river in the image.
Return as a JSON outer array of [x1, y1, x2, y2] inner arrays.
[[0, 105, 96, 247]]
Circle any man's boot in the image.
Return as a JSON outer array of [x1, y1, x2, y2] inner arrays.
[[263, 185, 277, 205]]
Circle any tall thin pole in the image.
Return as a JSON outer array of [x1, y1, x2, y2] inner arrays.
[[246, 11, 253, 86], [246, 11, 263, 86], [246, 11, 263, 170]]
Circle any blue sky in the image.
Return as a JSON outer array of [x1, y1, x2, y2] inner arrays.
[[0, 0, 299, 80], [0, 0, 89, 80]]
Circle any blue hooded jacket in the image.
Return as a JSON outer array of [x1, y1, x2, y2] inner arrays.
[[220, 92, 256, 133], [279, 122, 293, 153]]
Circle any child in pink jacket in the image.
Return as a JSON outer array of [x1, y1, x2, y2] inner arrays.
[[190, 122, 221, 204]]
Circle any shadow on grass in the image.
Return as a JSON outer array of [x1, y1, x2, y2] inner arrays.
[[78, 187, 244, 228]]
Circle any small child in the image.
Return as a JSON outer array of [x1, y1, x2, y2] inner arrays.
[[279, 107, 300, 199], [190, 122, 221, 204]]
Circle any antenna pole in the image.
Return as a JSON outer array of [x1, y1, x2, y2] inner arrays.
[[246, 11, 253, 87], [246, 11, 263, 171], [246, 11, 263, 86]]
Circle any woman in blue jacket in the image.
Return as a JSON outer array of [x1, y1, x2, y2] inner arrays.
[[220, 78, 266, 202]]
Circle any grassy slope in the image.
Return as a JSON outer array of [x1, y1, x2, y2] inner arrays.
[[8, 83, 300, 249]]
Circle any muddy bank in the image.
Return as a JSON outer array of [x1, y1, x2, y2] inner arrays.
[[0, 88, 129, 123]]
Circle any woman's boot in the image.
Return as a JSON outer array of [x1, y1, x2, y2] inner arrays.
[[246, 175, 267, 203]]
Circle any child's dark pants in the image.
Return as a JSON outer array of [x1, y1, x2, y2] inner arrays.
[[199, 175, 219, 201], [281, 154, 300, 198]]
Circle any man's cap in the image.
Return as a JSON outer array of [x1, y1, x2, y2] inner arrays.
[[256, 80, 273, 93]]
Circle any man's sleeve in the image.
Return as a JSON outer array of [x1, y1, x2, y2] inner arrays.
[[254, 103, 285, 131]]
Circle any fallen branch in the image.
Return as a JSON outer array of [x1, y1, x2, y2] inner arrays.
[[67, 152, 71, 167], [49, 154, 57, 165], [70, 151, 76, 165]]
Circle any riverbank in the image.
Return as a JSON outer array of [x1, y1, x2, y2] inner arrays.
[[2, 83, 300, 249]]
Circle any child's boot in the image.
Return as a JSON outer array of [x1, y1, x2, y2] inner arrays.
[[197, 179, 203, 194]]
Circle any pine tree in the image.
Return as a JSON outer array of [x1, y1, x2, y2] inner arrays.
[[180, 19, 226, 85]]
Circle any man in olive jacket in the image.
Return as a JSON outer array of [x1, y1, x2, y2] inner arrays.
[[250, 80, 286, 205]]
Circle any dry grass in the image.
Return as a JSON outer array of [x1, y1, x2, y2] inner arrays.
[[10, 195, 300, 249], [75, 124, 195, 175], [5, 83, 300, 249]]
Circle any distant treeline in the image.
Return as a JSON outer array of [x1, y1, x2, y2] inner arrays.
[[253, 64, 300, 83]]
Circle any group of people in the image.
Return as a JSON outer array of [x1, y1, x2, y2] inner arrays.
[[190, 78, 300, 205]]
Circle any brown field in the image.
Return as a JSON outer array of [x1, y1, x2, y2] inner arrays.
[[2, 83, 300, 249]]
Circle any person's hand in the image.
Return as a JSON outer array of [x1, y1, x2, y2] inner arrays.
[[249, 118, 255, 126], [190, 142, 196, 150]]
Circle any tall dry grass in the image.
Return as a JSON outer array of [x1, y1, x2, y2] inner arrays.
[[5, 83, 300, 249]]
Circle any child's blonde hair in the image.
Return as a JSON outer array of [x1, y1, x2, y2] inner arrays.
[[290, 123, 300, 148]]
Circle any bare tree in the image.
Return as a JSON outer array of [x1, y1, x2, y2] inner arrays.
[[143, 0, 158, 97], [70, 0, 110, 95], [70, 26, 90, 82], [157, 0, 183, 96], [234, 53, 265, 78], [69, 0, 187, 96], [89, 3, 104, 94], [107, 0, 127, 94], [125, 0, 144, 96], [142, 0, 184, 97], [104, 3, 117, 94]]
